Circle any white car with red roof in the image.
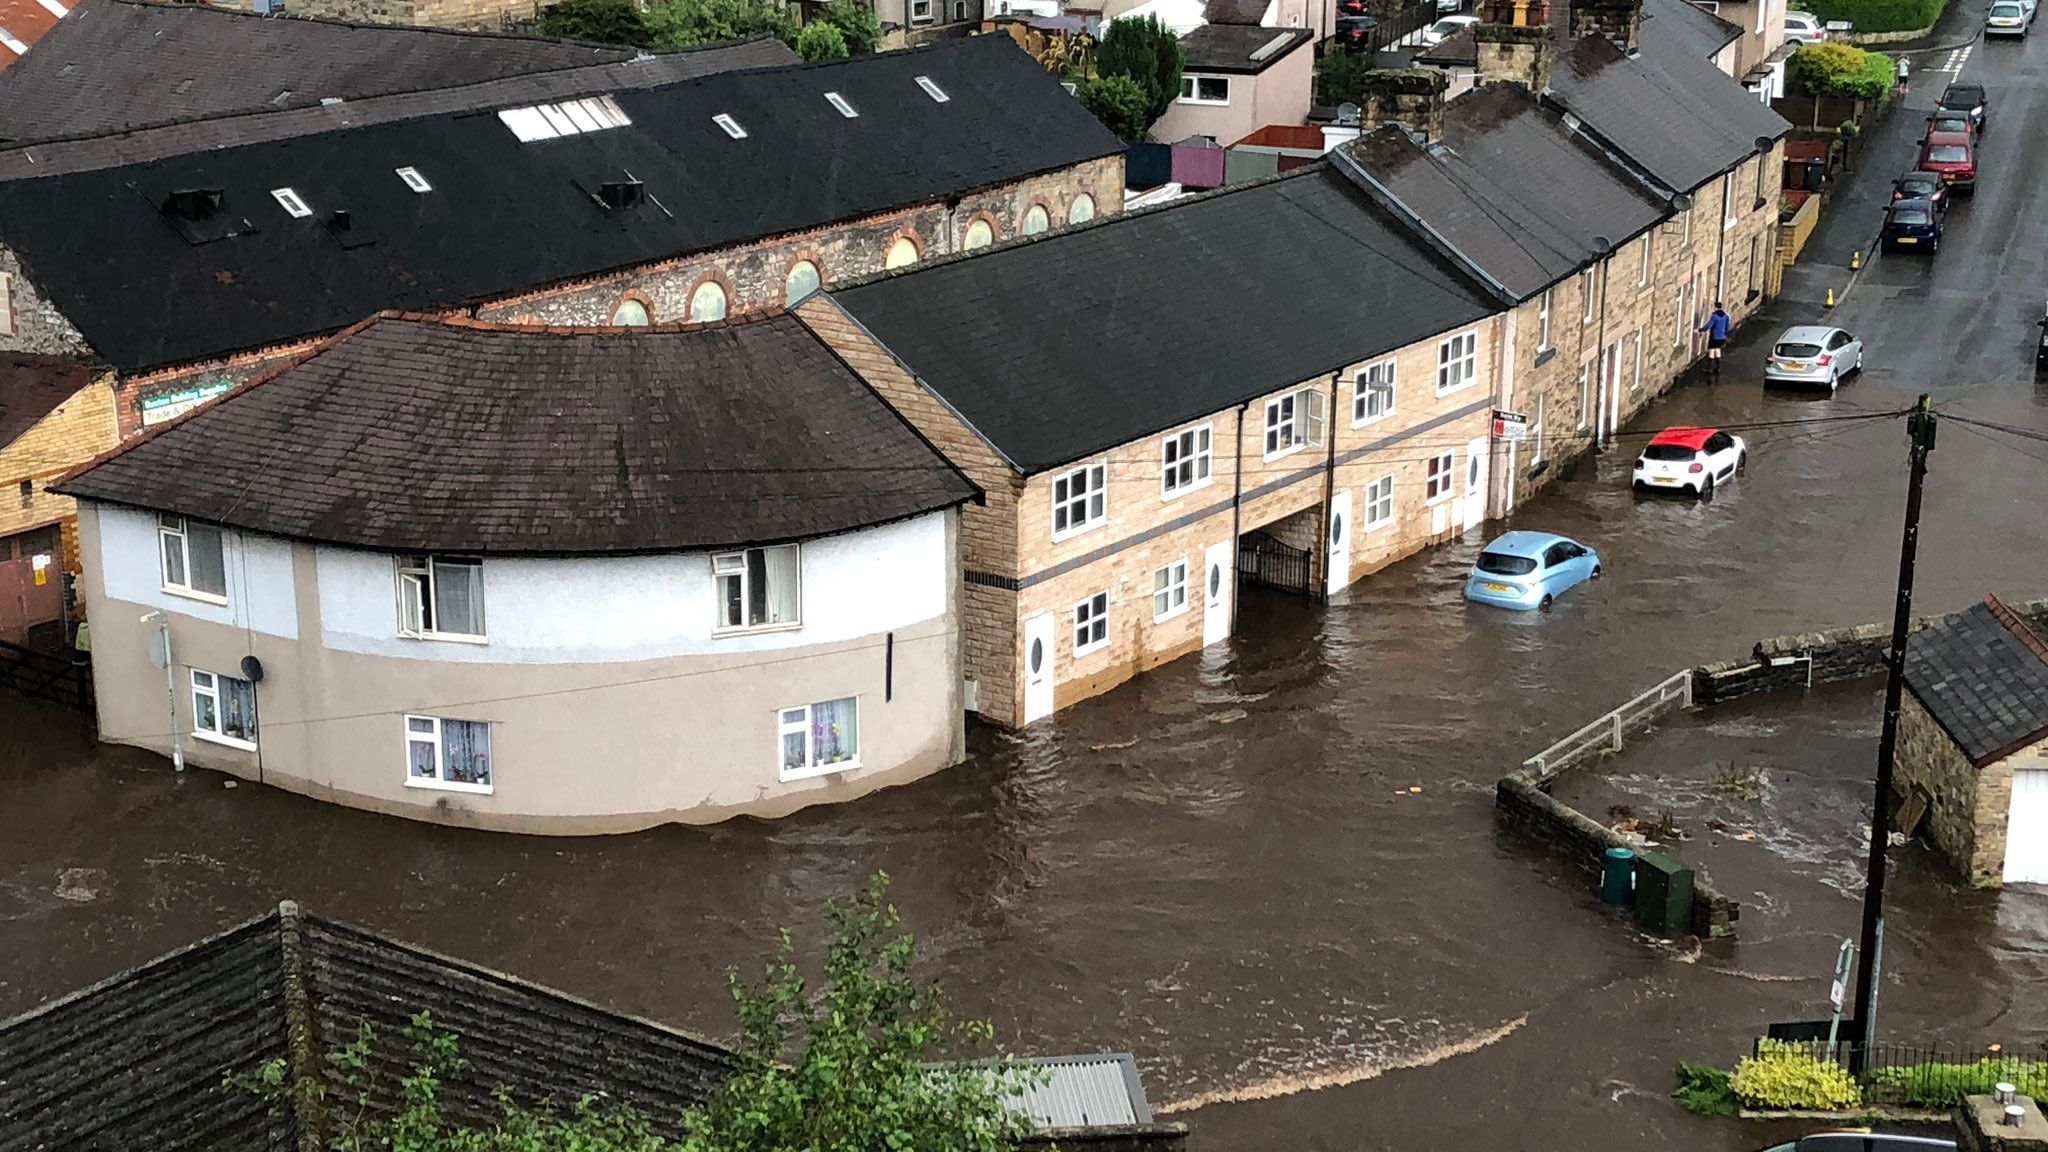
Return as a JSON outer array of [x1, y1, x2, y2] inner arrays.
[[1632, 426, 1746, 497]]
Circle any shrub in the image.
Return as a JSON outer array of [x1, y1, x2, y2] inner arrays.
[[1869, 1060, 2048, 1108], [1797, 0, 1944, 34], [1731, 1040, 1863, 1111], [814, 0, 881, 54], [1675, 1062, 1740, 1116], [645, 0, 797, 50], [1079, 73, 1154, 141], [795, 20, 848, 60], [1094, 14, 1183, 130], [533, 0, 654, 46], [1314, 46, 1374, 106]]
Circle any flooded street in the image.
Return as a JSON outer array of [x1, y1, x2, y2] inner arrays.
[[11, 23, 2048, 1152]]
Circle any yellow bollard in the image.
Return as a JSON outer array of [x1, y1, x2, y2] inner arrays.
[[1851, 249, 1862, 271], [1825, 287, 1837, 308]]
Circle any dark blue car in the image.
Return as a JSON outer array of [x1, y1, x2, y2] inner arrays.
[[1882, 198, 1942, 254]]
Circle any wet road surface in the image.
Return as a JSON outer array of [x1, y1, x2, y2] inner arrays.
[[8, 20, 2048, 1152]]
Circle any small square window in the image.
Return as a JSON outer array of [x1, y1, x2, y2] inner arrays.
[[915, 75, 949, 102], [1073, 590, 1109, 656], [713, 113, 747, 139], [271, 187, 311, 218], [1051, 462, 1107, 538], [825, 91, 858, 118], [1152, 560, 1189, 621], [395, 166, 431, 193]]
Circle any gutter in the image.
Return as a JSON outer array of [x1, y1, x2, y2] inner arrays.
[[1328, 143, 1520, 308]]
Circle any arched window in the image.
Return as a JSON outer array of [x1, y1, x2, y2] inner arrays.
[[689, 281, 728, 322], [1023, 204, 1050, 236], [963, 218, 994, 250], [1068, 193, 1096, 225], [611, 298, 651, 326], [785, 260, 822, 304], [884, 236, 920, 269]]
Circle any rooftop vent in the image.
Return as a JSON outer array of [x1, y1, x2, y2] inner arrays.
[[325, 207, 377, 249], [599, 178, 645, 210], [162, 187, 225, 221], [327, 209, 352, 232]]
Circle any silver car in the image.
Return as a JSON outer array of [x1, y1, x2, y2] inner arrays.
[[1764, 324, 1864, 392]]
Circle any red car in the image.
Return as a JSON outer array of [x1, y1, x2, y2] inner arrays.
[[1917, 130, 1977, 192]]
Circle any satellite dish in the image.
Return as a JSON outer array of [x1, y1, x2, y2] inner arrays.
[[240, 654, 266, 683], [1336, 101, 1361, 126]]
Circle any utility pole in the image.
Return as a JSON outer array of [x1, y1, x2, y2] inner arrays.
[[1850, 393, 1936, 1072]]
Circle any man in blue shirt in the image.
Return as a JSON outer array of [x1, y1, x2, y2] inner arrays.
[[1699, 303, 1732, 374]]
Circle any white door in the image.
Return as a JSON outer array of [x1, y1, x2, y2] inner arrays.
[[1326, 490, 1353, 596], [1202, 540, 1232, 647], [1021, 612, 1055, 724], [1460, 435, 1488, 532], [2004, 769, 2048, 885]]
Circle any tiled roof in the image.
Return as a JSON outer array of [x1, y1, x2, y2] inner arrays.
[[0, 0, 63, 70], [0, 0, 724, 142], [1414, 24, 1477, 66], [1905, 596, 2048, 766], [1638, 0, 1743, 61], [0, 352, 95, 447], [0, 34, 1121, 373], [1342, 82, 1672, 300], [1202, 0, 1272, 24], [1178, 22, 1312, 72], [54, 313, 979, 554], [830, 165, 1498, 474]]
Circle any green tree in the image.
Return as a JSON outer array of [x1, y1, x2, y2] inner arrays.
[[645, 0, 797, 49], [815, 0, 883, 54], [1093, 14, 1182, 130], [796, 20, 850, 59], [1078, 73, 1153, 141], [533, 0, 654, 46], [1314, 46, 1373, 107]]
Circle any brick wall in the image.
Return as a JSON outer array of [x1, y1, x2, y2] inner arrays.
[[114, 341, 321, 440], [0, 371, 117, 549], [474, 156, 1126, 327], [0, 244, 95, 360]]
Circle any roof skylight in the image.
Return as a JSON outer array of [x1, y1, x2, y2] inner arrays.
[[271, 187, 312, 218], [498, 96, 632, 142], [395, 166, 432, 193], [713, 113, 747, 139], [914, 75, 949, 103], [825, 91, 858, 118]]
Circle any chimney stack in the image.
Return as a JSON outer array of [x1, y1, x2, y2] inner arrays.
[[1356, 68, 1448, 141], [1570, 0, 1643, 52], [1473, 22, 1553, 90]]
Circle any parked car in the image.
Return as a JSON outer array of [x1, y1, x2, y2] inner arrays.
[[1986, 0, 2026, 36], [1938, 82, 1988, 132], [1917, 130, 1978, 192], [1758, 1134, 1957, 1152], [1633, 426, 1746, 497], [1783, 9, 1828, 41], [1463, 531, 1601, 612], [2023, 0, 2040, 22], [1332, 14, 1379, 48], [1881, 198, 1943, 253], [1924, 111, 1976, 139], [1436, 0, 1464, 13], [1891, 169, 1950, 214], [1765, 324, 1864, 392], [1418, 12, 1479, 44]]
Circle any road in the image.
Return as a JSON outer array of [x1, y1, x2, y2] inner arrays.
[[6, 17, 2048, 1151]]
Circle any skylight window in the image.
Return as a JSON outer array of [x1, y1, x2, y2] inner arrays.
[[914, 75, 949, 103], [395, 167, 432, 193], [713, 113, 747, 139], [271, 187, 312, 218], [825, 91, 858, 118], [497, 96, 632, 142]]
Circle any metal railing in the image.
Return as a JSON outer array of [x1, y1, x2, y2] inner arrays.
[[1523, 668, 1693, 778], [1759, 1037, 2048, 1106], [1365, 3, 1438, 53]]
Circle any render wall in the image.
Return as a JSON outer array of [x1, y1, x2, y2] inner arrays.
[[79, 502, 967, 833]]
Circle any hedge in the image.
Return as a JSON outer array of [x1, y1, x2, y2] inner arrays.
[[1789, 42, 1895, 97], [1796, 0, 1945, 34]]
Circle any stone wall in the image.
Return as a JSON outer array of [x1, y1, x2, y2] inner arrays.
[[0, 243, 96, 360], [1894, 692, 1992, 885], [283, 0, 543, 30]]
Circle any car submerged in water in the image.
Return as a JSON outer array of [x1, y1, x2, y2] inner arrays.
[[1463, 531, 1601, 612]]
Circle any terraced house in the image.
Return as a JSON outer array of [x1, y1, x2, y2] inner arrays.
[[800, 167, 1503, 726], [0, 33, 1122, 440]]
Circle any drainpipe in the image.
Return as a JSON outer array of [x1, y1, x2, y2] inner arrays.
[[1713, 171, 1730, 320], [1229, 401, 1249, 633], [1498, 308, 1518, 517], [1598, 251, 1614, 445], [1319, 371, 1340, 602], [1589, 237, 1613, 446]]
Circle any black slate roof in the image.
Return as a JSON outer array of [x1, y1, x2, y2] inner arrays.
[[1178, 23, 1313, 72], [1342, 83, 1671, 300], [1638, 0, 1743, 61], [55, 313, 978, 555], [1548, 30, 1787, 193], [830, 165, 1498, 475], [1905, 597, 2048, 766], [0, 34, 1121, 373]]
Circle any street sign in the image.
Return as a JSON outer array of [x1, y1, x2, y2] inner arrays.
[[148, 629, 169, 670], [1493, 410, 1528, 442]]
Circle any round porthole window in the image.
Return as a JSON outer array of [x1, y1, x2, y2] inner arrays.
[[1330, 514, 1345, 547], [1030, 638, 1044, 673], [1209, 564, 1221, 597]]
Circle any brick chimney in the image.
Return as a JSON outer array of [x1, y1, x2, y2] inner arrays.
[[1473, 22, 1553, 90], [1476, 0, 1549, 25], [1570, 0, 1642, 52], [1356, 68, 1448, 141]]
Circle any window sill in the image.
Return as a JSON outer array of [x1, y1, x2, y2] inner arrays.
[[1153, 603, 1191, 625], [192, 730, 258, 752], [162, 585, 229, 607], [1363, 518, 1394, 535], [1072, 640, 1110, 660], [1262, 443, 1311, 464], [1532, 347, 1556, 369], [713, 620, 804, 639], [781, 758, 861, 784], [1425, 492, 1456, 507], [399, 629, 490, 645], [406, 776, 494, 796], [1753, 197, 1770, 211], [1353, 410, 1393, 430], [1176, 97, 1230, 107], [1050, 520, 1107, 545], [1435, 381, 1479, 398], [1160, 477, 1214, 502]]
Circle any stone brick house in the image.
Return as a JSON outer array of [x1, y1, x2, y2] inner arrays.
[[0, 354, 110, 644], [1896, 595, 2048, 888], [801, 165, 1504, 726], [0, 35, 1122, 443]]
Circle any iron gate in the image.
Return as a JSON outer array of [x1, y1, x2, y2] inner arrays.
[[1237, 530, 1312, 595], [0, 637, 93, 713]]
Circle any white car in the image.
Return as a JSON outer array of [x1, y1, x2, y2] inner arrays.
[[1419, 13, 1478, 44], [1783, 10, 1828, 42], [1435, 0, 1463, 14], [1632, 426, 1747, 497]]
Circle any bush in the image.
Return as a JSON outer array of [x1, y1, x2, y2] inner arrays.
[[1789, 42, 1893, 98], [1674, 1062, 1740, 1116], [795, 20, 848, 59], [1731, 1040, 1863, 1111], [1314, 46, 1374, 107], [533, 0, 654, 46], [645, 0, 796, 50], [1079, 73, 1154, 141], [814, 0, 881, 54], [1094, 14, 1182, 130], [1797, 0, 1944, 34], [1869, 1060, 2048, 1108]]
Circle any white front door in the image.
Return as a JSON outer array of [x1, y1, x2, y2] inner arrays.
[[1021, 612, 1055, 724], [1326, 490, 1352, 596], [1202, 540, 1232, 647], [1460, 436, 1488, 532], [2005, 769, 2048, 885]]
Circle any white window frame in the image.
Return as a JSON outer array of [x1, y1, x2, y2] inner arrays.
[[1160, 424, 1214, 499], [1051, 461, 1107, 540], [1073, 590, 1110, 657], [713, 113, 748, 139], [1536, 288, 1552, 352], [1436, 330, 1479, 395], [1152, 559, 1190, 622], [1722, 173, 1737, 230], [712, 543, 803, 634], [1363, 474, 1394, 531], [190, 668, 258, 751], [1638, 234, 1652, 287], [270, 187, 311, 218], [915, 75, 948, 101], [1263, 386, 1324, 460], [1353, 358, 1395, 426], [1631, 328, 1644, 393], [1425, 452, 1456, 504], [1576, 365, 1591, 430], [824, 91, 858, 118], [1177, 74, 1231, 105], [1579, 269, 1597, 324], [0, 270, 12, 336], [1673, 286, 1688, 346], [911, 0, 934, 20], [158, 513, 228, 605], [396, 554, 487, 642], [404, 715, 494, 794], [777, 697, 862, 781], [1530, 394, 1546, 465], [395, 166, 432, 193], [1682, 203, 1694, 247]]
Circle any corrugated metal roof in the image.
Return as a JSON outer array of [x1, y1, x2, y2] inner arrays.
[[1007, 1053, 1151, 1127]]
